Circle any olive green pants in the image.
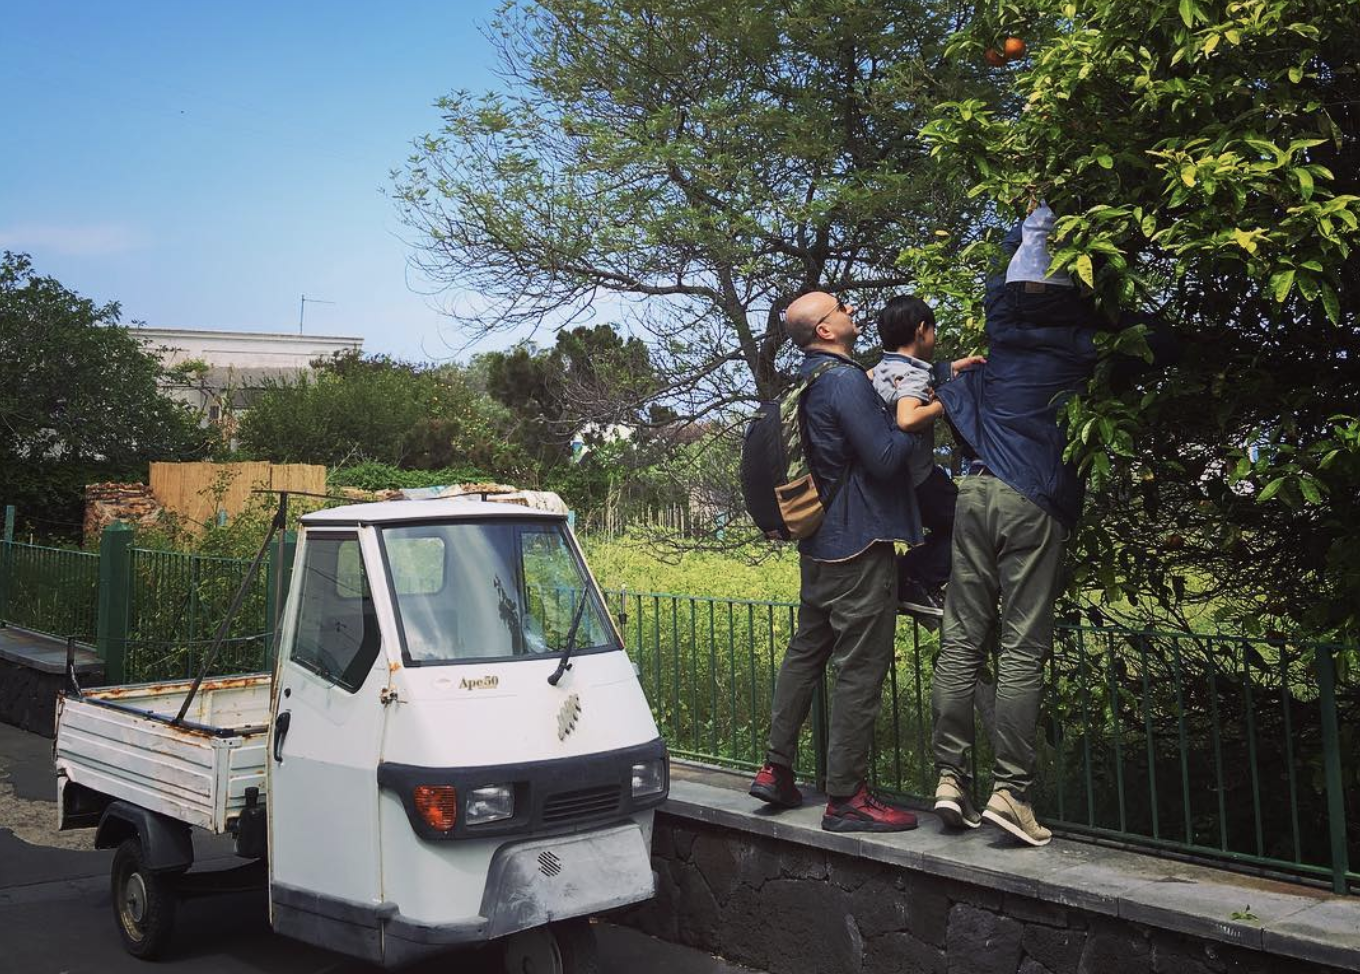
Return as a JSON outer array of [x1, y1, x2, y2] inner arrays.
[[766, 542, 897, 797], [932, 475, 1066, 798]]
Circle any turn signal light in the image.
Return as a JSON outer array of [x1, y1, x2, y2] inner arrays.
[[413, 785, 459, 832]]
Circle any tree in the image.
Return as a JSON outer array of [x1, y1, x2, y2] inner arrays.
[[912, 0, 1360, 638], [395, 0, 998, 412], [0, 252, 206, 537], [238, 351, 530, 479], [480, 323, 661, 467]]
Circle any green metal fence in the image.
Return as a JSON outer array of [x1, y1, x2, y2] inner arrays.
[[1, 523, 1352, 892], [605, 588, 1358, 895], [123, 547, 273, 682], [0, 541, 101, 641]]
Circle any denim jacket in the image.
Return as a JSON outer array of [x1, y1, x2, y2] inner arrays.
[[937, 222, 1179, 529], [797, 351, 922, 562]]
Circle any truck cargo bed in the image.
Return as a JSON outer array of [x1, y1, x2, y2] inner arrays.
[[55, 674, 272, 834]]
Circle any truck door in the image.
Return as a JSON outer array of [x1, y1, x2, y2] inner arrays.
[[267, 529, 388, 961]]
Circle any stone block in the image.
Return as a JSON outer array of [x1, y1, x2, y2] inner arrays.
[[761, 878, 860, 974], [1019, 961, 1055, 974], [718, 883, 771, 972], [673, 861, 721, 947], [1007, 892, 1069, 928], [651, 820, 676, 862], [864, 932, 947, 974], [830, 852, 886, 892], [1078, 924, 1150, 974], [779, 843, 828, 881], [671, 824, 697, 860], [736, 839, 782, 891], [850, 880, 909, 938], [946, 903, 1024, 974], [690, 831, 743, 904], [1022, 924, 1086, 974], [903, 882, 953, 949]]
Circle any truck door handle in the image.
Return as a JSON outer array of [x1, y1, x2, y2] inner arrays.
[[273, 710, 291, 762]]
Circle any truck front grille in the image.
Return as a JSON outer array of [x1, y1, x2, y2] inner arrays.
[[542, 784, 621, 824]]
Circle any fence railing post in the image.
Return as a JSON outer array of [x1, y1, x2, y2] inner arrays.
[[265, 529, 296, 667], [0, 504, 14, 626], [1314, 643, 1352, 894], [96, 522, 133, 684]]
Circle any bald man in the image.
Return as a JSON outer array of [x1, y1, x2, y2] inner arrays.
[[748, 291, 921, 832]]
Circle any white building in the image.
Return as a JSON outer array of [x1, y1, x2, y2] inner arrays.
[[134, 327, 363, 423]]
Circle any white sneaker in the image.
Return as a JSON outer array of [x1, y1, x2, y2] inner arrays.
[[982, 789, 1052, 847]]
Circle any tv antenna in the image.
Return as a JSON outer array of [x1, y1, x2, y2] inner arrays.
[[298, 294, 336, 332]]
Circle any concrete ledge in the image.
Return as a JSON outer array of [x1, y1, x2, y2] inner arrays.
[[657, 764, 1359, 973], [0, 628, 104, 738], [0, 627, 102, 676]]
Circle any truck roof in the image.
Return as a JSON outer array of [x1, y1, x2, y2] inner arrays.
[[301, 498, 566, 526]]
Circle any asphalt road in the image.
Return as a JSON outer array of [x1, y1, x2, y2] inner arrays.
[[0, 722, 752, 974]]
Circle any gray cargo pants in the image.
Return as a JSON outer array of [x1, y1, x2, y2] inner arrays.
[[766, 542, 897, 797], [931, 475, 1066, 798]]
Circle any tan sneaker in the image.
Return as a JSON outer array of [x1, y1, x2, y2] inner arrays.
[[982, 789, 1052, 846], [933, 774, 982, 829]]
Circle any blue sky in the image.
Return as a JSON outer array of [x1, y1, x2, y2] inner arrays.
[[0, 1, 507, 361]]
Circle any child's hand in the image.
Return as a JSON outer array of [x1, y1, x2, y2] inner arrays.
[[951, 355, 987, 377]]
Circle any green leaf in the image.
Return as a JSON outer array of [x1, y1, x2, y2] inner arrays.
[[1202, 33, 1220, 56], [1180, 164, 1197, 187], [1289, 65, 1304, 84], [1320, 282, 1341, 324], [1257, 478, 1287, 503], [1299, 478, 1323, 504], [1270, 269, 1295, 302], [1179, 0, 1196, 27], [1296, 168, 1314, 200], [1075, 254, 1095, 287], [1097, 154, 1114, 169], [1232, 228, 1258, 253]]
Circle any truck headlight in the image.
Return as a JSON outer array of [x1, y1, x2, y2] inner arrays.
[[631, 759, 666, 798], [465, 784, 515, 825]]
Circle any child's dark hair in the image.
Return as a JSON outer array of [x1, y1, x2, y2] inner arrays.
[[876, 295, 935, 351]]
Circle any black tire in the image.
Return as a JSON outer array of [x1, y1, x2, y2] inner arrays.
[[501, 919, 598, 974], [110, 838, 178, 959], [551, 919, 599, 974]]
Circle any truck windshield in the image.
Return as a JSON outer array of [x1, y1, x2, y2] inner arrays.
[[378, 520, 619, 664]]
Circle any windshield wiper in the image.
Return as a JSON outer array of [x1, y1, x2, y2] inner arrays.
[[547, 593, 589, 686]]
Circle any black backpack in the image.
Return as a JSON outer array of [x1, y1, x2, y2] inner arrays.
[[741, 360, 853, 541]]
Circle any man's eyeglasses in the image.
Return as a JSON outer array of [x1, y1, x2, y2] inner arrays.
[[815, 300, 849, 328], [778, 299, 848, 325]]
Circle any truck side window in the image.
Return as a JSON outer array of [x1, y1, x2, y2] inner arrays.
[[290, 534, 381, 692]]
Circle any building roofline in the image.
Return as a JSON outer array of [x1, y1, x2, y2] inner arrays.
[[131, 326, 364, 343]]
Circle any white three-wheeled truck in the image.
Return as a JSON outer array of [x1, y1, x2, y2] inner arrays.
[[54, 498, 668, 971]]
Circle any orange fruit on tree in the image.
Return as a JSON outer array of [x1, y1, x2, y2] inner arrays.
[[984, 48, 1007, 67], [1004, 36, 1027, 59]]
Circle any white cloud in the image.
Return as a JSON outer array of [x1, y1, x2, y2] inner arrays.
[[0, 222, 147, 256]]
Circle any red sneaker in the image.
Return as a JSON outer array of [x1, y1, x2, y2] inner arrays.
[[822, 783, 919, 832], [749, 762, 803, 808]]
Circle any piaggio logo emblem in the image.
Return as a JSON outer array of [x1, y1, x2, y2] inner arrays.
[[459, 676, 499, 691], [557, 693, 582, 741]]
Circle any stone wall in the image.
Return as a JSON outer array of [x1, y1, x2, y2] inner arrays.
[[83, 482, 162, 544], [619, 814, 1346, 974], [0, 658, 101, 738]]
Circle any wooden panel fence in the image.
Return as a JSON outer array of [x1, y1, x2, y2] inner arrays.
[[149, 462, 326, 530]]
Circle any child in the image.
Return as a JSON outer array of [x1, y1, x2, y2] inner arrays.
[[870, 295, 969, 621]]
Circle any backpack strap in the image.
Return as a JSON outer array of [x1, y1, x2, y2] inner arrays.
[[795, 360, 860, 511]]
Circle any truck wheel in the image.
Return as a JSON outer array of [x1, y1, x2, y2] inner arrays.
[[501, 919, 598, 974], [111, 838, 178, 959]]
